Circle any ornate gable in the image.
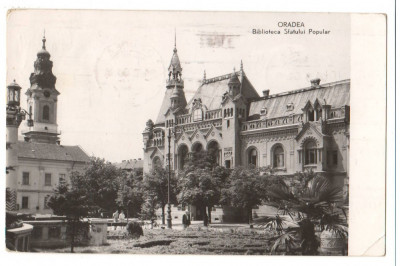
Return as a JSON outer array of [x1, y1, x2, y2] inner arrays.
[[175, 129, 189, 142], [150, 147, 164, 160], [295, 122, 325, 147]]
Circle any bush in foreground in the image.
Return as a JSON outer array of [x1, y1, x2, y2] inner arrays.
[[126, 221, 144, 239]]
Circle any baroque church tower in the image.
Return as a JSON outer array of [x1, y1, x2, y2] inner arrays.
[[23, 34, 60, 144]]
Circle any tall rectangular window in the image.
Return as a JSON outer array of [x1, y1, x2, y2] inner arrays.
[[22, 196, 29, 209], [44, 195, 50, 209], [45, 173, 52, 186], [22, 172, 29, 185], [59, 173, 66, 183]]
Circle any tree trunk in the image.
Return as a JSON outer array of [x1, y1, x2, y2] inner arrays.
[[247, 207, 253, 224], [70, 221, 75, 253], [161, 204, 165, 225], [203, 205, 208, 226], [207, 206, 212, 224]]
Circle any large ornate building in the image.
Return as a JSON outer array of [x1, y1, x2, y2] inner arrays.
[[142, 42, 350, 220], [6, 36, 90, 214]]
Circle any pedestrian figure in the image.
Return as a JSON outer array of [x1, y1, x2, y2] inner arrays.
[[113, 210, 119, 230], [203, 213, 208, 227], [119, 210, 126, 229], [182, 211, 191, 229]]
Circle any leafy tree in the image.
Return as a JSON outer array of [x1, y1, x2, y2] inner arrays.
[[143, 165, 178, 225], [81, 157, 122, 212], [178, 150, 230, 223], [47, 176, 92, 253], [178, 167, 215, 224], [254, 172, 348, 255], [140, 194, 158, 220], [116, 171, 144, 219], [221, 166, 264, 224]]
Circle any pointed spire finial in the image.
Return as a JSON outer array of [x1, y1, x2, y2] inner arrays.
[[233, 67, 236, 73], [203, 70, 206, 80], [240, 60, 243, 71], [173, 28, 177, 53], [42, 30, 46, 50]]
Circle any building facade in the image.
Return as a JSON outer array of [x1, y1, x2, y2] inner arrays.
[[6, 35, 90, 215], [114, 158, 144, 174], [142, 42, 350, 216]]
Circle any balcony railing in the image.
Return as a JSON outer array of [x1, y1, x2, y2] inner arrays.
[[242, 108, 347, 132], [205, 109, 222, 120], [149, 137, 164, 147], [242, 114, 304, 131]]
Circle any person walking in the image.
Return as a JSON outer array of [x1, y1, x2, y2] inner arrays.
[[182, 211, 191, 229], [119, 210, 126, 229], [113, 210, 119, 230]]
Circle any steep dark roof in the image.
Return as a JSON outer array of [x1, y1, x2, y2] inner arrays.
[[155, 88, 174, 125], [114, 159, 143, 170], [15, 141, 90, 163], [248, 79, 350, 119], [187, 71, 259, 110]]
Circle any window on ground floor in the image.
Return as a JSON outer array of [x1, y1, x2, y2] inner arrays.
[[21, 196, 29, 209], [248, 148, 257, 167], [273, 145, 285, 168], [305, 141, 317, 165]]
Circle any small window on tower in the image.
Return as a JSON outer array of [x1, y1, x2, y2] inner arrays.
[[42, 105, 50, 121]]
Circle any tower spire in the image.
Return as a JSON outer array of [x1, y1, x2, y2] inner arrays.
[[174, 28, 177, 53], [42, 30, 46, 50], [240, 60, 243, 71]]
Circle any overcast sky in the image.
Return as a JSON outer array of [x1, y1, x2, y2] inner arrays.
[[7, 10, 350, 162]]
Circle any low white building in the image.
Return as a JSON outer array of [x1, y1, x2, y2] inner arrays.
[[15, 142, 89, 214]]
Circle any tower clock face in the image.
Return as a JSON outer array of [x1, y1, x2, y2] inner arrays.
[[44, 91, 50, 98]]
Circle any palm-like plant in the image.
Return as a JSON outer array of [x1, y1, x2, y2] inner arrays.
[[254, 173, 348, 255]]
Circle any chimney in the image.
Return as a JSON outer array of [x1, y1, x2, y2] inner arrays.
[[262, 89, 270, 97], [310, 78, 321, 88]]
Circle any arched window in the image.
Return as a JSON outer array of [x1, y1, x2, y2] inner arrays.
[[42, 105, 50, 121], [193, 109, 203, 121], [248, 148, 257, 167], [178, 145, 189, 170], [153, 156, 162, 168], [273, 145, 285, 168], [207, 141, 220, 166], [305, 141, 317, 165], [308, 109, 315, 121]]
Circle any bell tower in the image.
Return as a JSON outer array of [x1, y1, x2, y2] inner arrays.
[[23, 34, 61, 144], [167, 33, 186, 110]]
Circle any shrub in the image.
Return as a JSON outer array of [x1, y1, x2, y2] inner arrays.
[[126, 221, 144, 239]]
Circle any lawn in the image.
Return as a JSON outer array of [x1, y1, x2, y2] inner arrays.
[[33, 225, 278, 255]]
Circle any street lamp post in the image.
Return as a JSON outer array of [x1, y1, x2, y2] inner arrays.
[[166, 127, 173, 229], [6, 80, 34, 211]]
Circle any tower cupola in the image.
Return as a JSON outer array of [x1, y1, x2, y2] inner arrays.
[[23, 34, 60, 144]]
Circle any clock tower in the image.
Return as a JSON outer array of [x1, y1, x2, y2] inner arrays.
[[23, 34, 60, 144]]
